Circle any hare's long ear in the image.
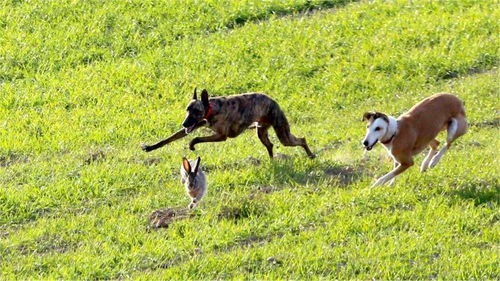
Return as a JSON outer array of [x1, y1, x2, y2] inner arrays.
[[182, 157, 191, 173], [201, 89, 209, 109], [193, 156, 201, 175], [192, 87, 198, 100]]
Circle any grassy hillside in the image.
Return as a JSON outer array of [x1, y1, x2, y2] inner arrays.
[[1, 0, 499, 279]]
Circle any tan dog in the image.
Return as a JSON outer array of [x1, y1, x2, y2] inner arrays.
[[362, 93, 467, 187]]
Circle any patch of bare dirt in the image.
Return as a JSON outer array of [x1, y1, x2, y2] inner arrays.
[[141, 157, 162, 166], [466, 141, 482, 147], [323, 165, 362, 185], [266, 256, 282, 265], [217, 202, 267, 221], [84, 149, 106, 164], [273, 153, 291, 160], [247, 185, 279, 200], [237, 234, 276, 247], [16, 234, 78, 255], [255, 185, 276, 194], [148, 207, 190, 229], [471, 118, 499, 128], [316, 140, 345, 153], [245, 156, 261, 166], [0, 152, 29, 167], [218, 206, 246, 221]]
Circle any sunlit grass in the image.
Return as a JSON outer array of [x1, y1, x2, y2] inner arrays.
[[0, 0, 498, 279]]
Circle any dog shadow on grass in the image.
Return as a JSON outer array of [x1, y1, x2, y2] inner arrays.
[[268, 158, 366, 187], [447, 180, 500, 207]]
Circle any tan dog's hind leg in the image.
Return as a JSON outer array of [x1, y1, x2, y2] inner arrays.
[[421, 139, 440, 172], [429, 117, 467, 169]]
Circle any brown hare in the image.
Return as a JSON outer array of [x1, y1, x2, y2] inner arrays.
[[180, 157, 207, 209]]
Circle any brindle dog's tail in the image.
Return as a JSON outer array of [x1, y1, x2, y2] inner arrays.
[[269, 102, 315, 158]]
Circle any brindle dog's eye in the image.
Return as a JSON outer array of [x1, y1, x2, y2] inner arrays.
[[375, 127, 381, 131]]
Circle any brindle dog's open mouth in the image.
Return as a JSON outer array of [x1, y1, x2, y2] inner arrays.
[[185, 124, 196, 134], [365, 140, 378, 151]]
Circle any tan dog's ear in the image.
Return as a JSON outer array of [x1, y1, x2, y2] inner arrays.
[[362, 111, 375, 121], [192, 88, 198, 100], [363, 111, 389, 123], [182, 157, 191, 173]]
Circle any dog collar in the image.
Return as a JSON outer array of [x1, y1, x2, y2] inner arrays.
[[204, 103, 213, 119], [381, 132, 396, 144]]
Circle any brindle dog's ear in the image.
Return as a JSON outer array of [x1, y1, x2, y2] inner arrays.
[[362, 111, 375, 121], [192, 88, 198, 100], [201, 89, 209, 108]]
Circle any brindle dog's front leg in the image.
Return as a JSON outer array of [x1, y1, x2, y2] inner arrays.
[[142, 120, 207, 152], [189, 134, 227, 151]]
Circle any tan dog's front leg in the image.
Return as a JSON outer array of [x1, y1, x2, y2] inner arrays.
[[372, 159, 413, 187], [388, 161, 399, 186]]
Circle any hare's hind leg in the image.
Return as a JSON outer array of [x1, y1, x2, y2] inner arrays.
[[188, 199, 198, 209]]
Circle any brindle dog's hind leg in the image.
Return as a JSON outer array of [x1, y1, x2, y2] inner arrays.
[[274, 126, 315, 159], [189, 134, 227, 151], [257, 125, 274, 159], [142, 120, 207, 152]]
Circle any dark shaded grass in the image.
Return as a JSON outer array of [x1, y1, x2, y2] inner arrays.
[[225, 0, 357, 29]]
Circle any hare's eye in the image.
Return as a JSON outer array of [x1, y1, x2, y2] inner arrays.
[[375, 127, 381, 131]]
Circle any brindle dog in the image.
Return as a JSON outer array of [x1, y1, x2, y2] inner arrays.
[[141, 88, 315, 159]]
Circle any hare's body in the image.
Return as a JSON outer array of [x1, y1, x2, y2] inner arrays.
[[180, 157, 207, 209]]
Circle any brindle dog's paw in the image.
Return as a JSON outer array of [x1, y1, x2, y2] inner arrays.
[[141, 144, 152, 152], [188, 142, 196, 151]]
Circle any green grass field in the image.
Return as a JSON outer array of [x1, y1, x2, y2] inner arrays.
[[1, 0, 499, 279]]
